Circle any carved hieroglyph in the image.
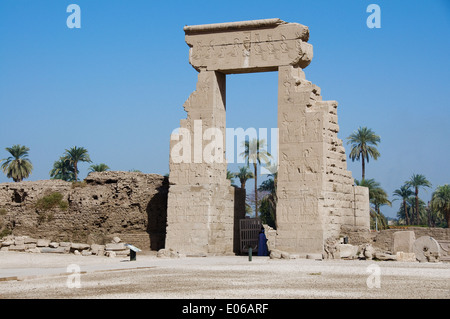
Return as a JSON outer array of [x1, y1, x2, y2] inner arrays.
[[166, 19, 369, 256], [184, 18, 312, 73]]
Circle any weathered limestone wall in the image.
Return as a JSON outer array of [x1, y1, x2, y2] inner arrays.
[[0, 172, 168, 250], [275, 66, 369, 256], [276, 65, 325, 254], [167, 68, 246, 255], [321, 99, 370, 237]]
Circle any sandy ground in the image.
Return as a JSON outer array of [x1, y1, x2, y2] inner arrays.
[[0, 251, 449, 299]]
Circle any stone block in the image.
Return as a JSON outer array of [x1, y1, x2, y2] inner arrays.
[[393, 231, 415, 253], [25, 243, 37, 249], [37, 239, 50, 247], [269, 249, 282, 259], [59, 242, 71, 247], [14, 237, 25, 246], [106, 251, 116, 258], [105, 243, 126, 251], [40, 247, 67, 254], [71, 243, 90, 250], [23, 237, 37, 244], [1, 240, 14, 246], [114, 250, 130, 256], [337, 244, 358, 259], [396, 252, 416, 262], [9, 245, 26, 251], [90, 244, 105, 256], [374, 252, 397, 261]]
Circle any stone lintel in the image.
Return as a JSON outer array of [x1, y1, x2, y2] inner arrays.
[[184, 19, 312, 73]]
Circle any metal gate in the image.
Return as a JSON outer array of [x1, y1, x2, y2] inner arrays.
[[239, 218, 262, 255]]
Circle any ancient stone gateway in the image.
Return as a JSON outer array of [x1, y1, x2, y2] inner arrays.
[[166, 19, 370, 256]]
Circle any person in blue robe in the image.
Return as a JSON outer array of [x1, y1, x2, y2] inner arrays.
[[257, 227, 269, 256]]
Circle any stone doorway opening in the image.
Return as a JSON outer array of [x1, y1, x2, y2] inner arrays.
[[226, 72, 278, 226]]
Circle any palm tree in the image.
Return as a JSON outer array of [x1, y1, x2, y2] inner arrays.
[[371, 187, 391, 230], [234, 166, 254, 189], [406, 174, 432, 225], [355, 178, 390, 230], [1, 145, 33, 182], [240, 138, 272, 218], [430, 184, 450, 228], [63, 146, 92, 181], [393, 185, 414, 225], [50, 157, 76, 182], [406, 196, 428, 225], [88, 163, 110, 173], [226, 170, 237, 186], [258, 177, 277, 228], [355, 178, 380, 199], [346, 127, 380, 180]]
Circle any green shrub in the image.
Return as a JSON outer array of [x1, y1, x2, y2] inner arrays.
[[36, 192, 69, 211], [0, 228, 11, 238], [0, 208, 6, 215]]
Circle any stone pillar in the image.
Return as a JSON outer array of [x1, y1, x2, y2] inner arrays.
[[275, 65, 370, 256], [166, 70, 239, 255], [276, 65, 325, 255]]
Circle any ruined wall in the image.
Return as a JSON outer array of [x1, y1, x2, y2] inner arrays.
[[275, 65, 369, 256], [0, 172, 168, 250], [166, 68, 246, 255], [321, 99, 370, 238]]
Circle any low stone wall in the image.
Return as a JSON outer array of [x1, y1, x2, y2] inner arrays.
[[371, 227, 450, 252], [340, 225, 450, 252], [0, 172, 169, 251]]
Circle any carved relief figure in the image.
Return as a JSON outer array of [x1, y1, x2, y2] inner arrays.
[[242, 32, 251, 57], [283, 68, 292, 102], [206, 40, 214, 59], [280, 35, 289, 53], [230, 38, 240, 57], [254, 33, 266, 61], [192, 41, 203, 62], [267, 35, 279, 60]]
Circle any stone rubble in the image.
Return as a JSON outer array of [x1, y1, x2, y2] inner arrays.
[[1, 232, 446, 264], [269, 236, 438, 263], [0, 235, 129, 257], [156, 248, 186, 258]]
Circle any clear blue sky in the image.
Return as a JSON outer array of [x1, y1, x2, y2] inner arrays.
[[0, 0, 449, 218]]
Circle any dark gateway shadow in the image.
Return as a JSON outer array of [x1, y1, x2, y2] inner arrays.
[[146, 176, 169, 251]]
